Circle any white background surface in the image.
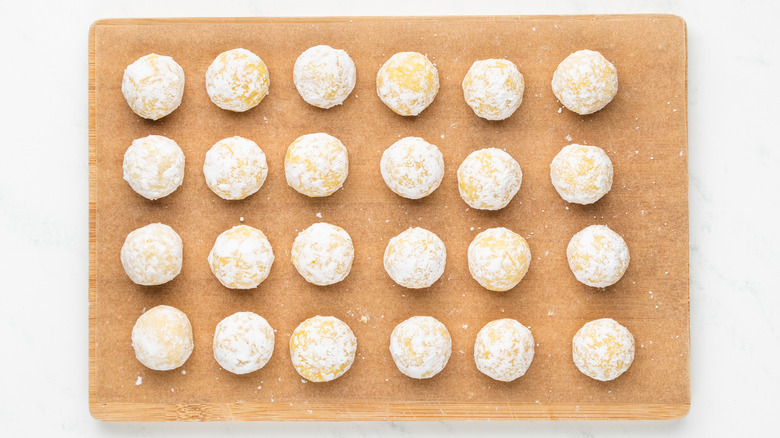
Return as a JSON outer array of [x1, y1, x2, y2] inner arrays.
[[1, 0, 778, 436]]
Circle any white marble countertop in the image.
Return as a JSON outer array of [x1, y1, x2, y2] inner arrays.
[[1, 0, 778, 436]]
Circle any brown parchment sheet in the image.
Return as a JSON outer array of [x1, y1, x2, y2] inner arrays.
[[89, 15, 689, 421]]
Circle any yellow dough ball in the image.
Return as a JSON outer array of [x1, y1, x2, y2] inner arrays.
[[291, 222, 354, 286], [567, 225, 629, 288], [203, 136, 268, 200], [384, 227, 446, 289], [212, 312, 274, 375], [132, 305, 193, 371], [293, 45, 356, 109], [121, 54, 185, 120], [552, 50, 618, 115], [120, 223, 182, 286], [550, 144, 614, 205], [376, 52, 439, 116], [208, 225, 274, 289], [380, 137, 444, 199], [468, 227, 531, 292], [389, 316, 451, 379], [474, 319, 534, 382], [462, 59, 525, 120], [572, 318, 635, 381], [289, 316, 357, 382], [284, 133, 349, 197], [123, 135, 185, 200], [457, 148, 522, 210], [206, 48, 269, 112]]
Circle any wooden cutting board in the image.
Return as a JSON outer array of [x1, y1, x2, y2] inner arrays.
[[89, 15, 689, 421]]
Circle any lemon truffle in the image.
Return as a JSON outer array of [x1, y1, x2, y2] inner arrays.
[[550, 144, 614, 205], [293, 45, 356, 109], [474, 319, 534, 382], [122, 135, 185, 200], [121, 54, 185, 120], [132, 305, 193, 371], [285, 133, 349, 197], [457, 148, 522, 210], [389, 316, 451, 379], [567, 225, 629, 288], [213, 312, 274, 375], [291, 222, 354, 286], [203, 136, 268, 200], [552, 50, 618, 115], [462, 59, 525, 120], [120, 223, 182, 286], [384, 227, 446, 289], [206, 48, 269, 112], [572, 318, 635, 381], [468, 227, 531, 292], [376, 52, 439, 116], [208, 225, 274, 290], [290, 316, 357, 382], [380, 137, 444, 199]]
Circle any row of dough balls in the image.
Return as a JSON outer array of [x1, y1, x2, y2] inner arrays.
[[133, 308, 635, 382], [121, 223, 629, 291], [121, 47, 617, 121], [124, 134, 615, 207]]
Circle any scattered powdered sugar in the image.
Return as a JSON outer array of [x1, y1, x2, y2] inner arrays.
[[135, 376, 143, 386]]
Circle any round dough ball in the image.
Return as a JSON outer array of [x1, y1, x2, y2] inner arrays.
[[384, 227, 446, 289], [572, 318, 635, 381], [213, 312, 274, 375], [389, 316, 451, 379], [462, 59, 525, 120], [380, 137, 444, 199], [291, 223, 354, 286], [121, 223, 182, 286], [208, 225, 274, 289], [206, 48, 269, 112], [376, 52, 439, 116], [293, 45, 356, 109], [474, 319, 534, 382], [123, 135, 185, 200], [290, 315, 357, 382], [457, 148, 522, 210], [552, 50, 618, 115], [285, 133, 349, 197], [567, 225, 630, 288], [203, 136, 268, 200], [550, 144, 614, 205], [122, 54, 185, 120], [468, 227, 531, 292], [132, 305, 193, 371]]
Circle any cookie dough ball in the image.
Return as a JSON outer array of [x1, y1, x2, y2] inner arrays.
[[550, 144, 614, 205], [122, 135, 185, 200], [567, 225, 629, 288], [206, 48, 269, 112], [462, 59, 525, 120], [132, 305, 193, 371], [474, 319, 534, 382], [208, 225, 274, 289], [213, 312, 274, 375], [290, 316, 357, 382], [293, 45, 356, 109], [384, 227, 446, 289], [457, 148, 522, 210], [376, 52, 439, 116], [572, 318, 635, 381], [468, 227, 531, 292], [291, 223, 354, 286], [552, 50, 618, 115], [380, 137, 444, 199], [389, 316, 451, 379], [121, 54, 185, 120], [285, 133, 348, 197], [121, 223, 182, 286], [203, 136, 268, 200]]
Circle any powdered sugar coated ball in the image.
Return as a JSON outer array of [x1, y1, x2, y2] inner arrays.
[[208, 225, 274, 289], [380, 137, 444, 199], [572, 318, 635, 381], [550, 144, 613, 205], [376, 52, 439, 116], [123, 135, 185, 200], [457, 148, 522, 210], [389, 316, 451, 379], [285, 133, 349, 197], [203, 136, 268, 200], [291, 223, 354, 286], [132, 305, 193, 371], [552, 50, 618, 115], [289, 316, 357, 382], [474, 319, 534, 382], [294, 45, 356, 109], [567, 225, 629, 288], [462, 59, 524, 120], [468, 227, 531, 292], [384, 227, 446, 289], [122, 54, 185, 120], [121, 223, 182, 286], [206, 48, 269, 112], [213, 312, 274, 375]]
